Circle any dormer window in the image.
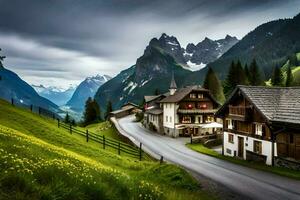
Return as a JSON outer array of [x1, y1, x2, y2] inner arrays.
[[198, 94, 203, 99], [200, 104, 207, 109], [226, 119, 233, 129], [190, 93, 196, 98], [255, 123, 263, 136]]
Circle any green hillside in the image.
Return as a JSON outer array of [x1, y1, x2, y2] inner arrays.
[[266, 52, 300, 86], [0, 99, 215, 200]]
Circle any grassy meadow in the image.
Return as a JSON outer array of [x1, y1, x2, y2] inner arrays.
[[0, 99, 216, 200]]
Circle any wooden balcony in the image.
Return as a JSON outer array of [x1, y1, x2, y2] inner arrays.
[[228, 105, 252, 121], [177, 109, 217, 114]]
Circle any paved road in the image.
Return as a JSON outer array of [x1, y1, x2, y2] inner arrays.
[[114, 116, 300, 200]]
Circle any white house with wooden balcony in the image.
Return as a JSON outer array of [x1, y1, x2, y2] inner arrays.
[[216, 86, 300, 167], [144, 74, 221, 137]]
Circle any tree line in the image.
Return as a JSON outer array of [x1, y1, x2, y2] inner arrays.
[[202, 54, 299, 103]]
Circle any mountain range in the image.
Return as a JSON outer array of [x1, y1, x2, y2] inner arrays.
[[66, 74, 111, 112], [0, 67, 59, 112], [32, 84, 76, 106], [94, 34, 238, 110], [95, 13, 300, 111], [207, 13, 300, 80]]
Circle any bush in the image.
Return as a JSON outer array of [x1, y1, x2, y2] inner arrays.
[[135, 112, 144, 122], [148, 122, 157, 132]]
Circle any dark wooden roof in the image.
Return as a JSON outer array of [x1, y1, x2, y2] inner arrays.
[[159, 85, 220, 107], [145, 108, 163, 115], [216, 86, 300, 125], [160, 85, 208, 103]]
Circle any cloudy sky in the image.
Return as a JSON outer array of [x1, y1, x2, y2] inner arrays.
[[0, 0, 299, 88]]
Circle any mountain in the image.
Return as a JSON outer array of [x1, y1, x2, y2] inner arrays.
[[32, 84, 76, 106], [207, 13, 300, 80], [184, 35, 238, 70], [66, 74, 111, 112], [0, 67, 59, 112], [94, 35, 199, 111], [148, 33, 238, 71]]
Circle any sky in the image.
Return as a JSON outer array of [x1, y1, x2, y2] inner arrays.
[[0, 0, 299, 89]]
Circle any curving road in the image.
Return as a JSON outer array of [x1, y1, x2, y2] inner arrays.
[[113, 115, 300, 200]]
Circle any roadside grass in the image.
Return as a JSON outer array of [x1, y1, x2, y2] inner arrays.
[[85, 121, 121, 140], [187, 143, 300, 180], [0, 99, 217, 199]]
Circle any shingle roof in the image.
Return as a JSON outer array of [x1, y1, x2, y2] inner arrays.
[[159, 85, 209, 103], [145, 108, 163, 115], [217, 86, 300, 125], [239, 86, 300, 125], [144, 95, 162, 103]]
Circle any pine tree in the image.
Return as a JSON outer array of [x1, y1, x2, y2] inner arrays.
[[83, 97, 101, 125], [236, 60, 247, 85], [223, 61, 247, 96], [64, 112, 70, 124], [271, 66, 283, 86], [105, 100, 113, 120], [0, 48, 6, 68], [223, 61, 237, 96], [248, 59, 263, 86], [203, 67, 225, 103], [285, 64, 294, 87], [154, 88, 160, 95], [288, 53, 298, 67], [244, 64, 250, 83]]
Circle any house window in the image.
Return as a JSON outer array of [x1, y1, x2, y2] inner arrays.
[[206, 116, 214, 123], [166, 116, 168, 122], [200, 103, 207, 109], [228, 134, 234, 143], [226, 119, 233, 129], [198, 94, 203, 99], [170, 117, 172, 123], [255, 123, 263, 136], [226, 148, 232, 154], [253, 140, 262, 154], [182, 116, 191, 123], [190, 93, 196, 98]]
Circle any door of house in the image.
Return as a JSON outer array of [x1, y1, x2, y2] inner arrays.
[[238, 137, 244, 158]]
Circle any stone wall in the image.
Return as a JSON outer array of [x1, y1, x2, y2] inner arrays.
[[275, 157, 300, 171]]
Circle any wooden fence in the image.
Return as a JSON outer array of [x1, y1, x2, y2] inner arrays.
[[7, 97, 160, 162], [57, 120, 154, 161], [10, 98, 60, 119]]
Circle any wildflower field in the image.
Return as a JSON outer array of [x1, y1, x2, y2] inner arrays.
[[0, 99, 216, 200]]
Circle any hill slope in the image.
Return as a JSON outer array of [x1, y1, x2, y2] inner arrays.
[[0, 67, 59, 112], [207, 13, 300, 79], [0, 99, 215, 200]]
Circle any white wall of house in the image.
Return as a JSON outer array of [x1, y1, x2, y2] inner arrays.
[[163, 103, 177, 129], [148, 114, 159, 130], [224, 131, 277, 165]]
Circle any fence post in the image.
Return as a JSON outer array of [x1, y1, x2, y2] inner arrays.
[[52, 114, 55, 120], [190, 135, 193, 144], [11, 98, 14, 106], [139, 143, 142, 161], [160, 156, 164, 164], [69, 124, 72, 134], [86, 130, 89, 142], [38, 107, 41, 115], [57, 119, 60, 128], [103, 135, 105, 149], [118, 142, 120, 155], [30, 105, 33, 112]]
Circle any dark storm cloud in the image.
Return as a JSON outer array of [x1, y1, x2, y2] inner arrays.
[[0, 0, 299, 87]]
